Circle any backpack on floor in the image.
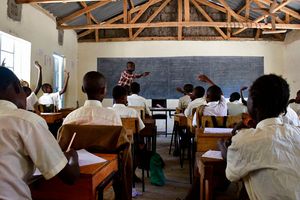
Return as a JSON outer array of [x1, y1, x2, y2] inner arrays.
[[150, 152, 165, 186]]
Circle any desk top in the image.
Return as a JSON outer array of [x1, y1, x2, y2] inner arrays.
[[80, 153, 117, 175], [40, 112, 63, 116], [150, 107, 176, 111]]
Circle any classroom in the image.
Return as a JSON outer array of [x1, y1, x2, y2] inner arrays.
[[1, 0, 300, 200]]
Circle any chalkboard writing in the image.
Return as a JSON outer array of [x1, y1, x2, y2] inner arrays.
[[97, 56, 263, 99]]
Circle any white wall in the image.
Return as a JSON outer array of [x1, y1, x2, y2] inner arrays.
[[284, 30, 300, 97], [78, 40, 284, 105], [0, 2, 78, 108]]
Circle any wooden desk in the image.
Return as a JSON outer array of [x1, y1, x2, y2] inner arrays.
[[31, 154, 118, 200], [196, 152, 226, 200], [150, 107, 176, 135], [40, 112, 63, 124]]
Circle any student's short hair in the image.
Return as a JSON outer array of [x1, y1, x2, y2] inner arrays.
[[229, 92, 240, 102], [0, 67, 20, 92], [194, 86, 205, 98], [131, 82, 140, 94], [184, 84, 194, 94], [249, 74, 289, 116], [127, 61, 135, 67], [112, 85, 127, 100], [82, 71, 106, 94], [297, 90, 300, 96], [42, 83, 51, 92], [23, 86, 32, 97], [207, 85, 222, 102]]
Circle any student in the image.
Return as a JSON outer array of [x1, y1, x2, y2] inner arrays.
[[223, 74, 300, 199], [24, 61, 43, 112], [227, 92, 247, 116], [111, 85, 145, 131], [184, 86, 206, 117], [127, 82, 152, 116], [0, 66, 79, 199], [289, 90, 300, 116], [118, 61, 150, 87], [177, 84, 193, 111], [240, 86, 248, 106], [192, 75, 227, 126], [38, 70, 70, 110], [63, 71, 122, 126]]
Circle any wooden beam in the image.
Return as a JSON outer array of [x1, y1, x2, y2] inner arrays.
[[227, 11, 231, 38], [16, 0, 110, 3], [245, 0, 251, 19], [95, 29, 99, 42], [196, 0, 226, 13], [184, 0, 190, 22], [191, 0, 227, 39], [61, 21, 300, 30], [80, 2, 98, 24], [255, 29, 261, 40], [57, 1, 110, 25], [217, 0, 247, 22], [130, 0, 155, 24], [128, 12, 133, 39], [133, 0, 171, 39], [286, 13, 290, 23], [233, 0, 292, 35], [78, 29, 94, 38], [129, 0, 135, 8], [123, 0, 128, 24], [178, 0, 183, 40], [259, 0, 300, 20]]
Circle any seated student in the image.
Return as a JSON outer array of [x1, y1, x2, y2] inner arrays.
[[111, 85, 145, 131], [63, 71, 121, 126], [23, 61, 42, 112], [177, 84, 193, 111], [227, 92, 247, 116], [221, 74, 300, 199], [192, 75, 227, 126], [184, 86, 206, 117], [38, 70, 70, 111], [127, 82, 151, 116], [0, 66, 79, 199], [289, 90, 300, 116]]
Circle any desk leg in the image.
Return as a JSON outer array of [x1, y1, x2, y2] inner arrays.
[[165, 111, 168, 137], [200, 175, 204, 200]]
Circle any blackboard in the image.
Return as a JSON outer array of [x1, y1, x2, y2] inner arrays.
[[97, 56, 263, 99]]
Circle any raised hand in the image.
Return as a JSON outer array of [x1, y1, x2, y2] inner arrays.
[[240, 86, 248, 91], [34, 61, 42, 70], [143, 72, 150, 77]]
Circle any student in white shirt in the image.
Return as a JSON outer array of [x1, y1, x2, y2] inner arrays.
[[227, 92, 247, 116], [23, 61, 42, 112], [177, 84, 193, 111], [220, 74, 300, 199], [111, 85, 145, 131], [184, 86, 206, 117], [63, 71, 122, 126], [127, 82, 152, 116], [0, 66, 79, 199], [192, 75, 228, 126], [38, 70, 70, 111], [289, 90, 300, 116]]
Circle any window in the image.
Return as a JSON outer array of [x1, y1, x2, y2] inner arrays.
[[53, 53, 65, 109], [0, 31, 31, 82]]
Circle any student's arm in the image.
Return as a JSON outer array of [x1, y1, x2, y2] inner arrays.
[[134, 72, 150, 78], [198, 74, 216, 85], [176, 87, 185, 94], [58, 149, 80, 185], [289, 99, 296, 104], [33, 61, 42, 95], [217, 139, 231, 160], [59, 71, 70, 95], [240, 86, 248, 106]]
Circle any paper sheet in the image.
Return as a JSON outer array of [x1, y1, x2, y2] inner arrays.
[[202, 150, 223, 160], [34, 149, 107, 176], [204, 128, 233, 134]]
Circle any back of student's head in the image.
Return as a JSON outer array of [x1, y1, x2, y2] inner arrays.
[[42, 83, 52, 93], [249, 74, 289, 119], [206, 85, 222, 102], [82, 71, 106, 100], [184, 84, 194, 94], [229, 92, 240, 102], [113, 85, 127, 101], [193, 86, 205, 99], [23, 86, 32, 97], [131, 82, 140, 94], [0, 67, 26, 109]]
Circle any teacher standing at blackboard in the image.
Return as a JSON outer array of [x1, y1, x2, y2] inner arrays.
[[118, 61, 150, 88]]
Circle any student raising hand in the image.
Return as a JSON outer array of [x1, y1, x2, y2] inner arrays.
[[198, 74, 215, 85]]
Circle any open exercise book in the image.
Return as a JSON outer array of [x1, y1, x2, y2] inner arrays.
[[202, 150, 223, 160], [34, 149, 107, 176]]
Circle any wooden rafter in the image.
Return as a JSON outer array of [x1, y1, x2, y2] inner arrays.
[[255, 29, 261, 39], [130, 0, 155, 24], [227, 11, 231, 38], [217, 0, 247, 22], [16, 0, 110, 3], [184, 0, 190, 21], [132, 0, 171, 39], [245, 0, 251, 19], [191, 0, 227, 39], [178, 0, 183, 40], [60, 21, 300, 30], [57, 1, 110, 25], [80, 2, 98, 24], [259, 0, 300, 20], [124, 0, 128, 24], [233, 0, 292, 36]]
